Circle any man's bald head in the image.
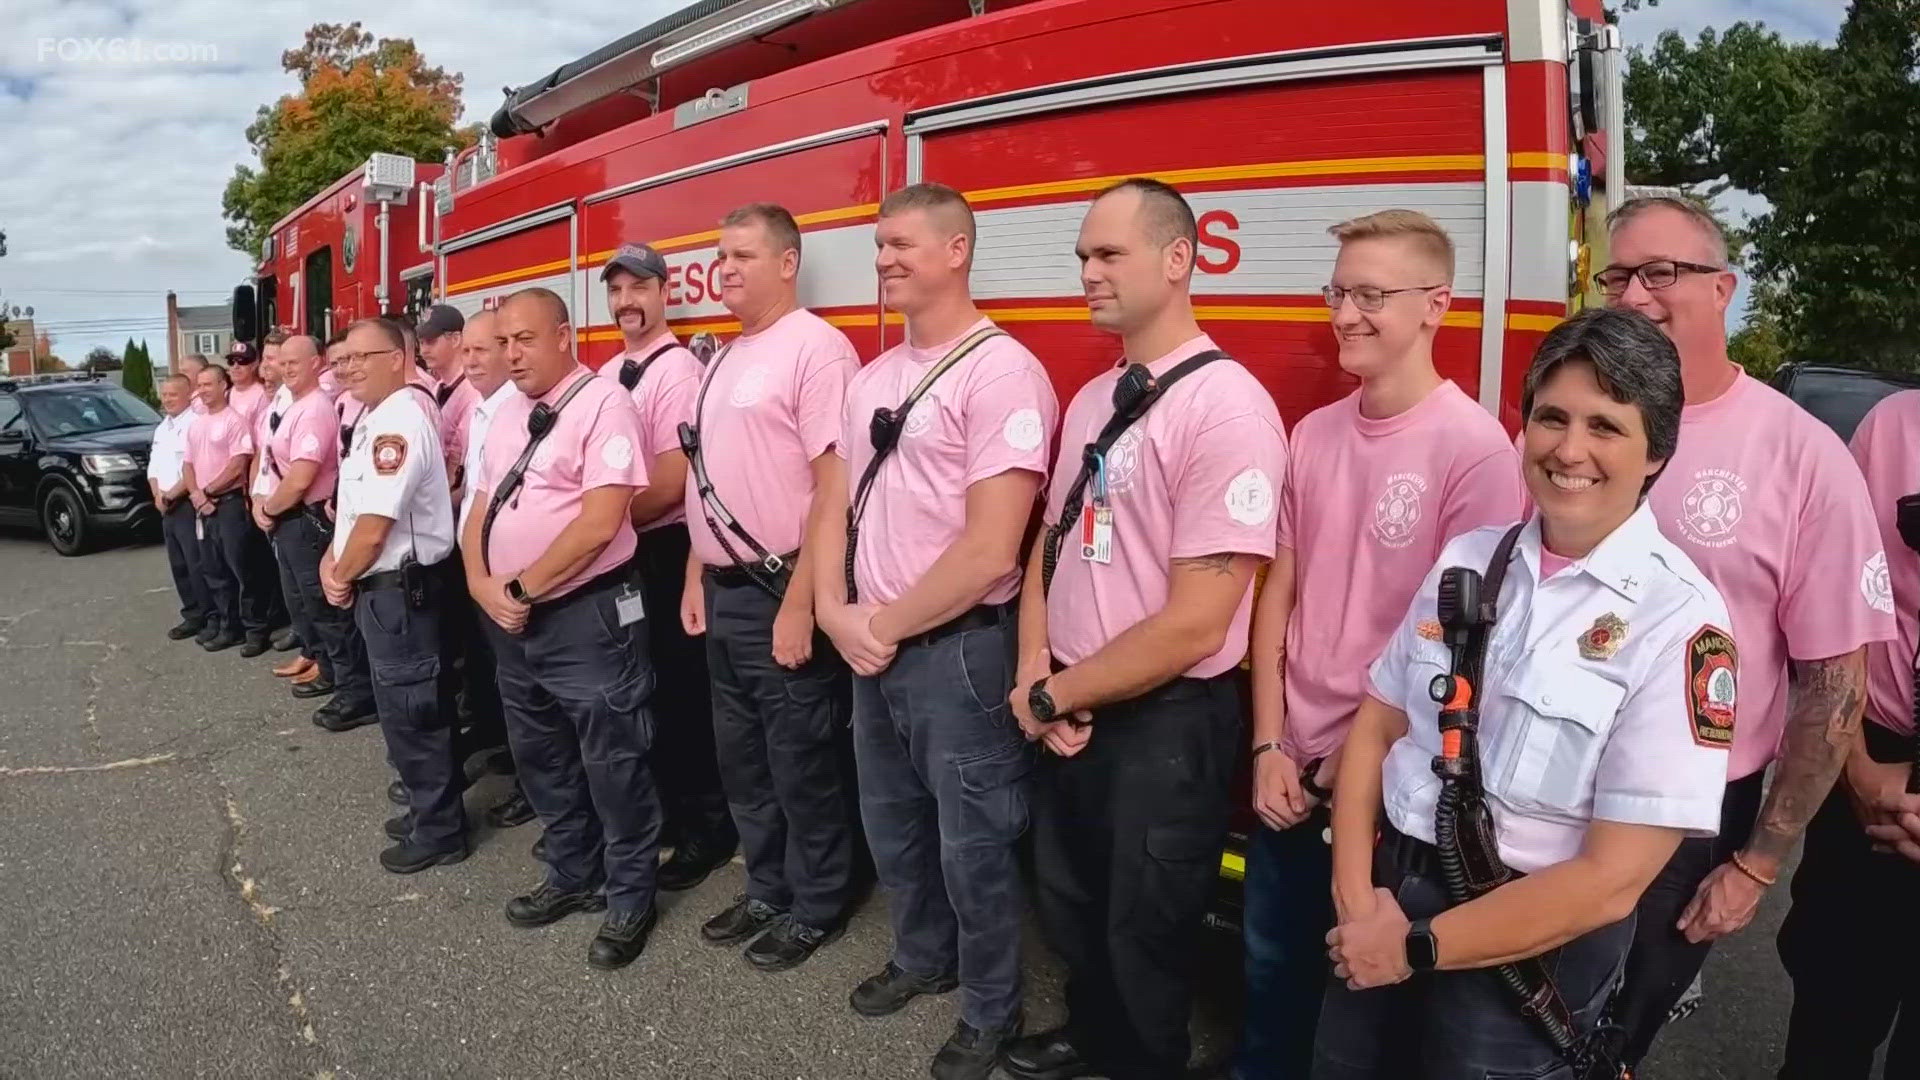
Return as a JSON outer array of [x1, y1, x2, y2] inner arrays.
[[498, 289, 576, 397], [279, 334, 324, 392], [1092, 178, 1198, 259], [502, 287, 571, 329]]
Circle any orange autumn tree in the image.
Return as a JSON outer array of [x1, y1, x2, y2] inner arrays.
[[221, 22, 480, 257]]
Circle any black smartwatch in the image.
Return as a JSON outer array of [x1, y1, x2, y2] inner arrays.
[[1406, 918, 1438, 972], [1028, 677, 1058, 723], [505, 578, 529, 604]]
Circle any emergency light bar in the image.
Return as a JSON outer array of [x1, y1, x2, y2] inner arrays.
[[363, 153, 416, 204], [651, 0, 839, 69]]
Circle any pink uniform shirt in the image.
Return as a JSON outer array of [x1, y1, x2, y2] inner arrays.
[[1651, 371, 1895, 779], [228, 381, 268, 431], [1849, 390, 1920, 737], [1045, 334, 1288, 678], [270, 387, 341, 505], [184, 406, 254, 493], [1278, 381, 1526, 761], [478, 366, 649, 600], [598, 334, 702, 532], [250, 393, 282, 498], [320, 368, 340, 400], [436, 375, 482, 487], [684, 309, 857, 567], [838, 320, 1059, 607]]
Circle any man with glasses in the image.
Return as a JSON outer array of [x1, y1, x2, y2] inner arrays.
[[1232, 210, 1525, 1080], [1596, 196, 1895, 1067]]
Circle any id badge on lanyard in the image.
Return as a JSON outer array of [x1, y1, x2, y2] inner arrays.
[[1079, 453, 1114, 565], [614, 585, 647, 626]]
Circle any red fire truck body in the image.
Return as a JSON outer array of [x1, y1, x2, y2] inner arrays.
[[430, 0, 1618, 434]]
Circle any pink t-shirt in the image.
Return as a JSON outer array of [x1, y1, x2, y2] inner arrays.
[[684, 309, 857, 567], [229, 381, 268, 431], [1278, 381, 1526, 760], [436, 375, 482, 486], [598, 334, 702, 532], [319, 368, 340, 400], [838, 320, 1059, 607], [270, 388, 340, 505], [1045, 334, 1288, 678], [1538, 548, 1575, 579], [1651, 371, 1895, 779], [478, 366, 649, 600], [184, 406, 254, 493], [1849, 390, 1920, 737], [251, 396, 281, 499]]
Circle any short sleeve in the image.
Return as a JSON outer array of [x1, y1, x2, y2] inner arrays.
[[797, 331, 857, 460], [646, 359, 700, 461], [1591, 618, 1735, 834], [1277, 427, 1304, 550], [1439, 447, 1527, 546], [288, 407, 334, 466], [1779, 431, 1897, 659], [1169, 412, 1287, 561], [579, 394, 649, 493], [229, 416, 255, 457], [962, 361, 1058, 487], [355, 412, 431, 521], [1367, 558, 1446, 705]]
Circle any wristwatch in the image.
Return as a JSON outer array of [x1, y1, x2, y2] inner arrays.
[[1405, 918, 1438, 972], [505, 578, 529, 604], [1028, 677, 1058, 723]]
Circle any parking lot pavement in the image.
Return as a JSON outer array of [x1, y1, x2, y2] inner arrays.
[[0, 531, 1793, 1078]]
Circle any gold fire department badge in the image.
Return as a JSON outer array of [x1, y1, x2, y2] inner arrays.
[[1578, 613, 1627, 660]]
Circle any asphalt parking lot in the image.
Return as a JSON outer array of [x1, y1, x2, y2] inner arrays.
[[0, 530, 1796, 1079]]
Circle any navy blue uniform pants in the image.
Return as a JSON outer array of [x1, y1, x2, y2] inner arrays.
[[161, 500, 211, 626], [1234, 804, 1336, 1079], [853, 612, 1031, 1030], [636, 524, 732, 847], [277, 512, 371, 707], [198, 493, 270, 639], [486, 573, 663, 916], [354, 571, 464, 850]]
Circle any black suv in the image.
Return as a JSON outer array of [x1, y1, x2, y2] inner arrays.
[[0, 373, 160, 555], [1769, 362, 1920, 443]]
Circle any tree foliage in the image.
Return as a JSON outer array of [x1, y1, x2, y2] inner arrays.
[[32, 333, 65, 374], [221, 22, 480, 258], [82, 346, 120, 373], [122, 339, 156, 404], [1625, 0, 1920, 370]]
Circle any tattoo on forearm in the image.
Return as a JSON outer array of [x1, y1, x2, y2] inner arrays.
[[1749, 650, 1867, 862], [1173, 552, 1238, 576]]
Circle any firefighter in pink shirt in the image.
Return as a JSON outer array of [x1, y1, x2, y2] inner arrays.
[[182, 364, 269, 653], [180, 354, 210, 414], [417, 304, 481, 500], [597, 242, 739, 892], [678, 203, 859, 973], [225, 340, 270, 430], [812, 184, 1059, 1079], [1776, 388, 1920, 1078], [1234, 210, 1526, 1079], [1003, 179, 1288, 1080], [1597, 196, 1896, 1066], [233, 335, 292, 648], [463, 288, 663, 970]]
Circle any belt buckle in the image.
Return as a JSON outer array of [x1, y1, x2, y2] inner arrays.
[[761, 553, 786, 574]]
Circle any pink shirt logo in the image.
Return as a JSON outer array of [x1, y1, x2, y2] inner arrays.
[[1371, 472, 1428, 548], [728, 365, 771, 408], [1678, 469, 1747, 547], [1861, 551, 1894, 614], [1224, 467, 1275, 526], [901, 393, 940, 438], [1004, 408, 1045, 451], [1102, 426, 1147, 495]]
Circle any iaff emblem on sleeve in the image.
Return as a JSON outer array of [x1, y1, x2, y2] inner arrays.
[[1686, 625, 1738, 749], [372, 434, 408, 476]]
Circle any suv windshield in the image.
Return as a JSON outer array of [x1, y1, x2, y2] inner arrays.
[[22, 386, 161, 437]]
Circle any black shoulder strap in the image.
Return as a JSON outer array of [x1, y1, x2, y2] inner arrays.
[[477, 371, 599, 575], [435, 375, 465, 408], [1040, 349, 1229, 595], [619, 341, 679, 392], [680, 343, 795, 598], [843, 326, 1006, 602]]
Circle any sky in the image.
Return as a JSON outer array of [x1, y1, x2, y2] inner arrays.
[[0, 0, 1849, 367]]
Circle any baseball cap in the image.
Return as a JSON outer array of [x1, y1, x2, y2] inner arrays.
[[416, 304, 465, 341], [225, 341, 258, 364], [600, 243, 669, 283]]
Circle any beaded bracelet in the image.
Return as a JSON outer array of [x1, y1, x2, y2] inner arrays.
[[1729, 850, 1777, 888]]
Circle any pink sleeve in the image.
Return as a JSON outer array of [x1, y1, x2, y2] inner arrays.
[[230, 416, 255, 457], [1780, 432, 1897, 659], [579, 395, 649, 493], [287, 406, 333, 465], [796, 333, 856, 461], [1276, 427, 1302, 551], [1169, 410, 1287, 561], [1439, 446, 1526, 546], [962, 363, 1058, 486], [648, 365, 699, 461]]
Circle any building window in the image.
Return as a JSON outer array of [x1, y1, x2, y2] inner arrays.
[[194, 332, 220, 355]]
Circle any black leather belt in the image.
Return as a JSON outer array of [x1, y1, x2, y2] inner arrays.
[[899, 602, 1012, 650], [703, 553, 799, 590], [358, 568, 411, 592]]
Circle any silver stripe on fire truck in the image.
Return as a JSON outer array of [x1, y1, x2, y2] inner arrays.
[[1478, 64, 1510, 416], [584, 120, 889, 206], [1509, 182, 1572, 305]]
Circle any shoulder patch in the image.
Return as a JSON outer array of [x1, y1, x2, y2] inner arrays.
[[1686, 625, 1738, 749], [372, 434, 408, 477]]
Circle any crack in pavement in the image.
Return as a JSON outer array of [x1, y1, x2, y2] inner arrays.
[[0, 752, 179, 778], [0, 607, 41, 647], [80, 643, 121, 754]]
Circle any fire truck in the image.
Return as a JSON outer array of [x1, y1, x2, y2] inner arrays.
[[236, 0, 1626, 926]]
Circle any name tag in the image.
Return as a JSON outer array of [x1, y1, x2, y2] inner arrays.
[[1079, 504, 1113, 565], [614, 586, 647, 626]]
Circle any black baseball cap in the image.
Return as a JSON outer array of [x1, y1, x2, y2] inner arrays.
[[601, 243, 669, 283], [225, 341, 259, 364], [416, 304, 465, 341]]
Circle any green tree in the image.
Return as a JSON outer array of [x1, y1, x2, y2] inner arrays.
[[1625, 1, 1920, 370], [122, 340, 157, 405], [221, 22, 480, 258]]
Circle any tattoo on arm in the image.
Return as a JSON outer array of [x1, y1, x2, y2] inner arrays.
[[1173, 552, 1238, 577], [1748, 649, 1867, 863]]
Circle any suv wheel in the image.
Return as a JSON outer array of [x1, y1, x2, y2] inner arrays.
[[40, 484, 93, 556]]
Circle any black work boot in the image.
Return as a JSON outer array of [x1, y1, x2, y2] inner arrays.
[[384, 813, 411, 841], [1001, 1028, 1092, 1080], [850, 962, 959, 1017], [657, 831, 738, 892], [168, 620, 205, 641], [699, 895, 784, 945], [932, 1017, 1023, 1080], [314, 698, 377, 732], [587, 906, 659, 970], [505, 881, 607, 928], [239, 633, 271, 658], [201, 631, 241, 653], [485, 789, 536, 828], [743, 915, 842, 972], [379, 838, 467, 874]]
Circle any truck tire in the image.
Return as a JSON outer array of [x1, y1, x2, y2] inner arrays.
[[40, 484, 93, 556]]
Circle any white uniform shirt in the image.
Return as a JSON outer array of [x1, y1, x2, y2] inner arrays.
[[332, 387, 454, 573], [146, 411, 196, 490], [458, 381, 520, 529], [1370, 502, 1736, 873]]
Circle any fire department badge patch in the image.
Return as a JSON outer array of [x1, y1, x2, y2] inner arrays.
[[372, 434, 407, 476], [1686, 625, 1737, 749], [1416, 618, 1443, 642], [1578, 613, 1627, 661]]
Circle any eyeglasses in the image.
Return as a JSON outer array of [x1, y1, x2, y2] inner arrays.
[[1322, 284, 1446, 312], [1592, 259, 1724, 296], [336, 348, 400, 368]]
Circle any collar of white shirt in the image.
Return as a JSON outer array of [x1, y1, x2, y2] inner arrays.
[[1517, 500, 1661, 604]]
